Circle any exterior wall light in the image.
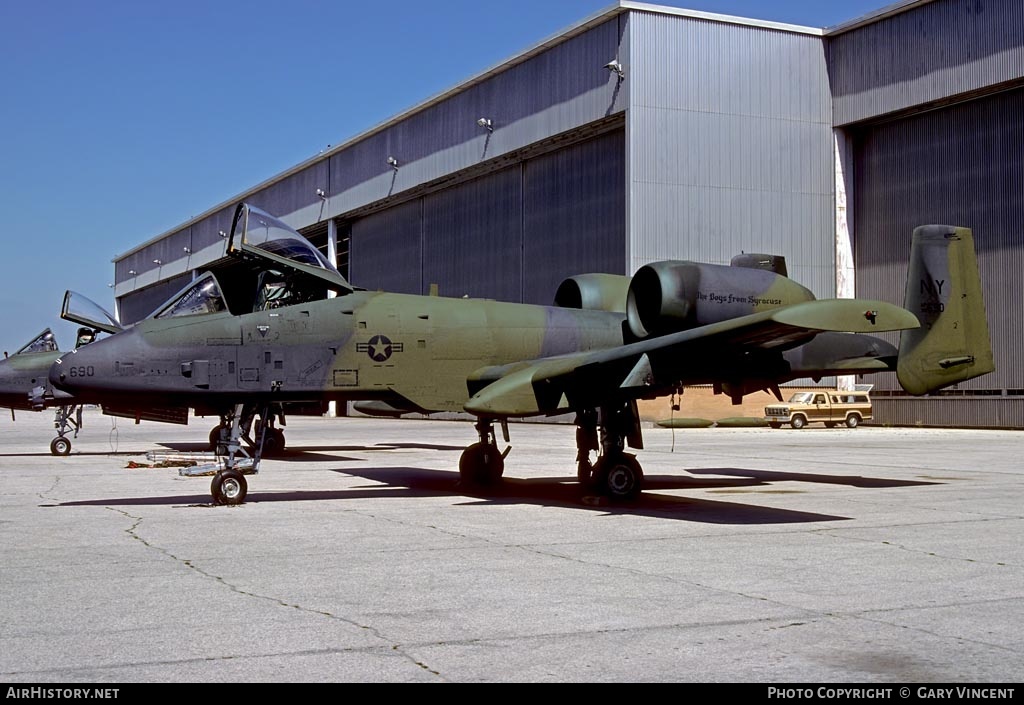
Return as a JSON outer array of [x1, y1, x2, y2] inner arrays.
[[477, 117, 493, 132], [604, 59, 624, 80], [387, 156, 399, 170]]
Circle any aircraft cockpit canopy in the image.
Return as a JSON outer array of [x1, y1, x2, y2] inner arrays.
[[230, 204, 336, 272], [226, 202, 353, 298], [15, 329, 58, 355], [151, 273, 228, 319], [61, 291, 122, 335]]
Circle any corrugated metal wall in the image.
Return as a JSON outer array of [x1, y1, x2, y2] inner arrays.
[[523, 131, 626, 303], [853, 86, 1024, 427], [326, 16, 626, 223], [115, 16, 627, 299], [830, 0, 1024, 126], [349, 199, 423, 295], [627, 11, 836, 297], [118, 273, 192, 324], [348, 130, 625, 304], [874, 397, 1024, 429], [423, 168, 523, 302]]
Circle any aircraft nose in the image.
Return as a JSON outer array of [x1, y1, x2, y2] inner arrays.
[[49, 343, 104, 393], [48, 356, 70, 391], [0, 359, 23, 406]]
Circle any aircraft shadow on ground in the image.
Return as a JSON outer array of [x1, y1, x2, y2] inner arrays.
[[51, 464, 941, 524], [683, 467, 940, 489], [157, 442, 464, 460], [0, 450, 144, 458]]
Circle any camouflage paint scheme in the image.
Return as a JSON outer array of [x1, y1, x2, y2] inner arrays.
[[0, 342, 66, 411], [41, 204, 994, 503]]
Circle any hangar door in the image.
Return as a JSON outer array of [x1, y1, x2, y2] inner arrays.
[[348, 129, 626, 304], [853, 87, 1024, 427]]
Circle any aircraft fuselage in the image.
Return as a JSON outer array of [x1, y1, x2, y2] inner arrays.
[[51, 290, 625, 414]]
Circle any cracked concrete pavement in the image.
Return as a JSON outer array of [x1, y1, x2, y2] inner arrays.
[[1, 408, 1022, 682]]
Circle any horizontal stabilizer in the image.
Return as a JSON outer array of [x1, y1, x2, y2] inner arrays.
[[771, 299, 918, 334], [782, 332, 899, 378]]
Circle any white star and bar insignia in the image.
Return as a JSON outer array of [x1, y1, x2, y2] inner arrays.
[[357, 335, 404, 362]]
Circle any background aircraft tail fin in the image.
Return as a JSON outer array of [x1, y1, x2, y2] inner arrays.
[[897, 225, 994, 395]]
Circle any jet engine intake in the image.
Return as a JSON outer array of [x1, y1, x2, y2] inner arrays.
[[553, 273, 631, 313]]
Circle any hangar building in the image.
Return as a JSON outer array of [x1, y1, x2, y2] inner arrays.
[[112, 0, 1024, 428]]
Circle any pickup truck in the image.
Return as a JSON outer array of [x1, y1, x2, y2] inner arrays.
[[764, 391, 872, 429]]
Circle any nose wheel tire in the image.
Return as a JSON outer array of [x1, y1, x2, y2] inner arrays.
[[50, 437, 71, 456], [211, 468, 248, 505]]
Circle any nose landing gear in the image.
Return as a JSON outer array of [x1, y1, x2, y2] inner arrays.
[[49, 405, 83, 456]]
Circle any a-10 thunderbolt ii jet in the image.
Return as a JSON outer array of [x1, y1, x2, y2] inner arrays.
[[0, 296, 123, 455], [49, 203, 994, 505]]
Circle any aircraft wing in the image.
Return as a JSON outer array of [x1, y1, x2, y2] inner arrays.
[[465, 299, 918, 416]]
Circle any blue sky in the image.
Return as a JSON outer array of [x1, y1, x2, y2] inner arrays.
[[0, 0, 890, 352]]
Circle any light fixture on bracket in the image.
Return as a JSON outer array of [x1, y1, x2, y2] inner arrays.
[[386, 156, 399, 171], [183, 246, 191, 254], [153, 259, 162, 266], [316, 188, 327, 200], [128, 269, 137, 276], [219, 230, 228, 238], [476, 117, 493, 132], [604, 59, 624, 80]]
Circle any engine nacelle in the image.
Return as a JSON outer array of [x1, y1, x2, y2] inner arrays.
[[554, 273, 632, 313], [625, 261, 815, 339], [730, 252, 788, 277]]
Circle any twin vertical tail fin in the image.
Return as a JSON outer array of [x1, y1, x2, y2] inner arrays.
[[897, 225, 994, 395]]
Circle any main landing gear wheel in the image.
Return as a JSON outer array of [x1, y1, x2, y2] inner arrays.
[[209, 425, 226, 451], [50, 437, 71, 456], [459, 442, 505, 486], [261, 428, 286, 456], [211, 468, 248, 506], [593, 454, 644, 500]]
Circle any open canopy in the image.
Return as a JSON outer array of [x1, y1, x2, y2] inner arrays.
[[61, 291, 123, 335], [227, 203, 352, 294]]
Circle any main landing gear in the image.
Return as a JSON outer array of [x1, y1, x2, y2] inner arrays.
[[209, 405, 286, 458], [575, 401, 645, 500], [196, 403, 278, 506], [459, 402, 647, 500], [49, 405, 83, 456], [459, 419, 510, 486]]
